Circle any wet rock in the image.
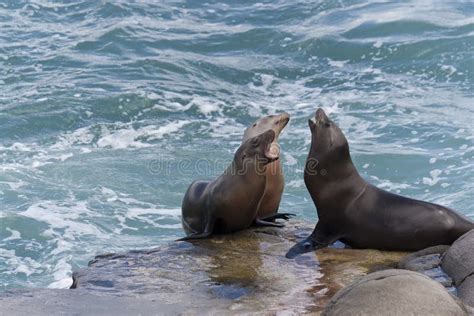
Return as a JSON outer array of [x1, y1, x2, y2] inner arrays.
[[458, 275, 474, 308], [71, 220, 406, 314], [442, 230, 474, 285], [322, 269, 468, 316], [0, 288, 182, 316], [397, 245, 454, 288], [442, 229, 474, 307], [397, 245, 449, 272]]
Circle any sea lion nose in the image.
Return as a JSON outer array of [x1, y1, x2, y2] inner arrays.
[[315, 108, 328, 121]]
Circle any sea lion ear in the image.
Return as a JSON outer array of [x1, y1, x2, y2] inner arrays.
[[308, 119, 316, 131]]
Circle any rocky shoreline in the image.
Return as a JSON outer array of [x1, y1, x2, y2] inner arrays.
[[1, 221, 473, 315]]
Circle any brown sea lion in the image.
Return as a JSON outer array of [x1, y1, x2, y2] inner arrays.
[[180, 129, 282, 240], [242, 112, 294, 222]]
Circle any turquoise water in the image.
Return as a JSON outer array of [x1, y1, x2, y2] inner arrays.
[[0, 1, 472, 290]]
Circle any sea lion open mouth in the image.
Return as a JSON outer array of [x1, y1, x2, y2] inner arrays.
[[263, 130, 279, 161], [265, 141, 280, 161]]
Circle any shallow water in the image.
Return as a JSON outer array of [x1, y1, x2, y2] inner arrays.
[[0, 1, 472, 290]]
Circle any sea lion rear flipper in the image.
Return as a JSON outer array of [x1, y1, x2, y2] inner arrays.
[[177, 231, 213, 241], [253, 218, 285, 228], [177, 216, 216, 241], [260, 213, 296, 222]]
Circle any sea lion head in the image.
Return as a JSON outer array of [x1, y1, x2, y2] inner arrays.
[[243, 112, 290, 143], [306, 108, 350, 175], [235, 129, 279, 172]]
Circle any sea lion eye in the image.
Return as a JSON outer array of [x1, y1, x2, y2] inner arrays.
[[252, 123, 257, 127], [252, 138, 260, 147], [324, 122, 331, 128]]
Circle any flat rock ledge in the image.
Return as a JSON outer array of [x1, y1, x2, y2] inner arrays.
[[1, 220, 406, 315], [2, 223, 472, 315], [70, 220, 407, 314]]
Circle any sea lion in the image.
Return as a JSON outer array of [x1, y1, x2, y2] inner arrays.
[[242, 112, 294, 222], [286, 108, 474, 258], [180, 129, 282, 240]]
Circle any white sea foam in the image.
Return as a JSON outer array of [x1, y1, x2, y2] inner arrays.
[[188, 95, 222, 115], [47, 259, 73, 289], [0, 180, 26, 190], [370, 175, 412, 192], [328, 59, 349, 68], [13, 257, 42, 277], [97, 125, 152, 149], [0, 248, 42, 279], [283, 153, 298, 166], [20, 201, 103, 238], [422, 169, 443, 186], [3, 228, 21, 241], [209, 117, 244, 139], [287, 179, 304, 188], [126, 207, 182, 229], [52, 126, 94, 150], [97, 120, 191, 149]]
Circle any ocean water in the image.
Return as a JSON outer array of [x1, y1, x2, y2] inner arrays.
[[0, 0, 472, 291]]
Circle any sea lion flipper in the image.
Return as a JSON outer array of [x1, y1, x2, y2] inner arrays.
[[176, 231, 213, 241], [260, 213, 296, 222], [253, 218, 285, 228], [177, 216, 216, 241], [286, 223, 341, 259]]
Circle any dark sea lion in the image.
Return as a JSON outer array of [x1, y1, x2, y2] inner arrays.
[[242, 112, 294, 222], [180, 129, 281, 240], [286, 108, 474, 258]]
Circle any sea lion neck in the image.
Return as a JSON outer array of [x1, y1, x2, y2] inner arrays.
[[304, 148, 366, 213], [227, 158, 268, 179]]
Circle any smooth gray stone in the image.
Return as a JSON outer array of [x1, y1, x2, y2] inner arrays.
[[322, 269, 468, 316], [442, 230, 474, 285], [0, 289, 182, 316], [397, 245, 449, 272], [458, 274, 474, 308], [397, 245, 453, 287]]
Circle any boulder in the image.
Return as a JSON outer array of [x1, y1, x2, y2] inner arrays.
[[397, 245, 453, 288], [442, 229, 474, 307], [397, 245, 449, 272], [322, 269, 468, 316], [442, 230, 474, 285], [458, 275, 474, 308]]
